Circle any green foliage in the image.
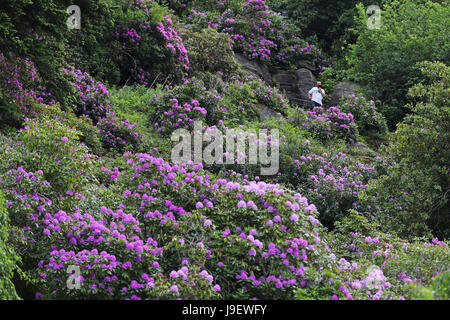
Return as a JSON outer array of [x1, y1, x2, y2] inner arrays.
[[182, 28, 237, 77], [31, 103, 103, 154], [345, 0, 450, 128], [406, 271, 450, 300], [0, 86, 22, 131], [96, 113, 144, 153], [220, 82, 261, 127], [339, 95, 388, 138], [0, 0, 448, 301], [0, 0, 72, 103], [148, 77, 225, 135], [359, 61, 450, 238], [272, 0, 382, 55], [289, 106, 358, 143], [16, 116, 97, 194], [0, 191, 21, 300], [219, 77, 291, 128], [332, 212, 450, 299], [108, 85, 162, 127]]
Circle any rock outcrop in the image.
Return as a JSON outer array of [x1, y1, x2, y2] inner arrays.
[[234, 54, 318, 107], [234, 53, 273, 85], [295, 68, 317, 106], [328, 81, 363, 106], [294, 60, 316, 71], [256, 104, 284, 120], [272, 69, 316, 107]]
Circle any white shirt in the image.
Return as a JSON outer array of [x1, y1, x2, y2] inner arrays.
[[309, 87, 325, 105]]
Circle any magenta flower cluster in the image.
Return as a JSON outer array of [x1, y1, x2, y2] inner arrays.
[[62, 66, 111, 123], [292, 106, 358, 141], [0, 52, 57, 114]]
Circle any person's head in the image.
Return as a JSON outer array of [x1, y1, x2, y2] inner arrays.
[[317, 81, 322, 88]]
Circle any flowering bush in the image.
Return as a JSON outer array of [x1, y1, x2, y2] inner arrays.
[[339, 95, 387, 138], [247, 77, 290, 114], [0, 191, 20, 299], [113, 2, 189, 85], [97, 112, 144, 152], [292, 149, 376, 227], [186, 0, 332, 70], [0, 53, 57, 126], [405, 270, 450, 300], [148, 78, 224, 134], [14, 117, 97, 194], [62, 66, 111, 123], [331, 213, 450, 300], [290, 106, 358, 142], [1, 145, 344, 300], [181, 28, 237, 77], [0, 0, 448, 302]]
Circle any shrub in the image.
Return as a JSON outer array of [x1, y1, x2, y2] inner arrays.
[[358, 61, 450, 238], [0, 1, 71, 102], [30, 103, 103, 155], [292, 150, 376, 228], [338, 95, 387, 138], [290, 106, 358, 142], [331, 213, 450, 300], [148, 78, 224, 135], [16, 117, 97, 194], [113, 3, 189, 86], [4, 151, 338, 300], [406, 271, 450, 300], [345, 1, 450, 128], [62, 66, 111, 124], [0, 53, 58, 125], [97, 112, 144, 152], [181, 28, 237, 78], [271, 0, 382, 55], [0, 191, 20, 300], [186, 0, 331, 71]]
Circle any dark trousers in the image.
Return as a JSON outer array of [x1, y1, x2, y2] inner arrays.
[[311, 101, 322, 108]]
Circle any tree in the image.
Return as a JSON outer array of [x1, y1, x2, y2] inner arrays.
[[360, 61, 450, 238], [345, 0, 450, 128]]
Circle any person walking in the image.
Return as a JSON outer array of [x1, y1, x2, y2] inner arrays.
[[308, 81, 326, 107]]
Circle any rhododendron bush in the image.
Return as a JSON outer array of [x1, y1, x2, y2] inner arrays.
[[0, 146, 335, 299]]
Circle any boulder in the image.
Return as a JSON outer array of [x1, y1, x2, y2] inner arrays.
[[295, 68, 316, 106], [234, 53, 273, 85], [272, 68, 316, 107], [328, 81, 363, 106], [256, 104, 284, 120], [272, 70, 296, 88], [294, 60, 316, 71], [234, 53, 319, 108]]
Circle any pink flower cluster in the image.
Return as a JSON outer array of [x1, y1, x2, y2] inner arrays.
[[0, 52, 57, 113], [61, 66, 111, 123]]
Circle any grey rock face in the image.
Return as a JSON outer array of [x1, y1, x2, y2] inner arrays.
[[295, 68, 317, 107], [256, 104, 284, 120], [272, 69, 316, 107], [294, 60, 316, 71], [234, 53, 319, 108], [328, 81, 363, 106], [234, 53, 273, 85]]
